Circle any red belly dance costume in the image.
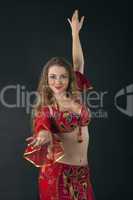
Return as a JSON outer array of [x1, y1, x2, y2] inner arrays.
[[24, 71, 95, 200]]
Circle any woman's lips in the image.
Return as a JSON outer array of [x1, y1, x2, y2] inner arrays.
[[55, 86, 63, 89]]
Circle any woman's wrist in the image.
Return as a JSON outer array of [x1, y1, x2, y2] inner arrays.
[[72, 31, 80, 38]]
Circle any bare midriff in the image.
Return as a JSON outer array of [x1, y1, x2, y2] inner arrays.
[[56, 126, 89, 166]]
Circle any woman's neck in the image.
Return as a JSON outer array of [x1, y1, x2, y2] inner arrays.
[[54, 92, 66, 101]]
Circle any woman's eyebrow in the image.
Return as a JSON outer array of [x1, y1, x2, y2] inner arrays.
[[48, 73, 68, 75]]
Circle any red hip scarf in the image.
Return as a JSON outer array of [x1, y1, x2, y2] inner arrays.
[[38, 162, 95, 200]]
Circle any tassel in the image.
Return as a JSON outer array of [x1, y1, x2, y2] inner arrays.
[[77, 127, 83, 143]]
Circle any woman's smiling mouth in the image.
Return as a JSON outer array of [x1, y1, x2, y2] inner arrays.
[[55, 86, 63, 89]]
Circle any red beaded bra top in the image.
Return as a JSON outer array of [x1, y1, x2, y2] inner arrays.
[[34, 104, 90, 135]]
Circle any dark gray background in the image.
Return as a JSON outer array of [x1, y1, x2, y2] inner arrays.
[[0, 0, 132, 200]]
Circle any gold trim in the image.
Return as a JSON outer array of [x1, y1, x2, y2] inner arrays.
[[23, 147, 41, 156], [24, 153, 65, 168], [23, 155, 43, 167], [55, 154, 65, 162]]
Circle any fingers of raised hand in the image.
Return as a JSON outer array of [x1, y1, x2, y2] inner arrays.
[[68, 9, 78, 26], [72, 9, 78, 21], [67, 18, 72, 26], [75, 9, 79, 20], [79, 16, 85, 29]]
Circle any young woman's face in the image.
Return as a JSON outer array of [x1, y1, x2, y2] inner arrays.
[[48, 65, 69, 95]]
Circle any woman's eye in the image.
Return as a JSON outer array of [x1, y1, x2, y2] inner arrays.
[[61, 75, 68, 79], [48, 75, 68, 80], [49, 76, 56, 79]]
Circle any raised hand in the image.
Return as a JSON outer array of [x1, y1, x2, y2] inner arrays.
[[67, 9, 85, 35]]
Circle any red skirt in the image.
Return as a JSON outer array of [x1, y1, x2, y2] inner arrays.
[[38, 162, 95, 200]]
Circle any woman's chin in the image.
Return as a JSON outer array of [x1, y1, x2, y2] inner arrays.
[[53, 90, 66, 95], [54, 91, 64, 95]]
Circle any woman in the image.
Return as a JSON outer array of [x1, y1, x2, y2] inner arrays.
[[24, 10, 95, 200]]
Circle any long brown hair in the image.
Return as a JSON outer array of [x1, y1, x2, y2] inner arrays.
[[33, 57, 79, 116]]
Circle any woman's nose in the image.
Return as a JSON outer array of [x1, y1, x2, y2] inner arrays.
[[55, 77, 62, 83]]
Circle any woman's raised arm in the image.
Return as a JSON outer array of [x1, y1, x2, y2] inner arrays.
[[68, 9, 85, 74]]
